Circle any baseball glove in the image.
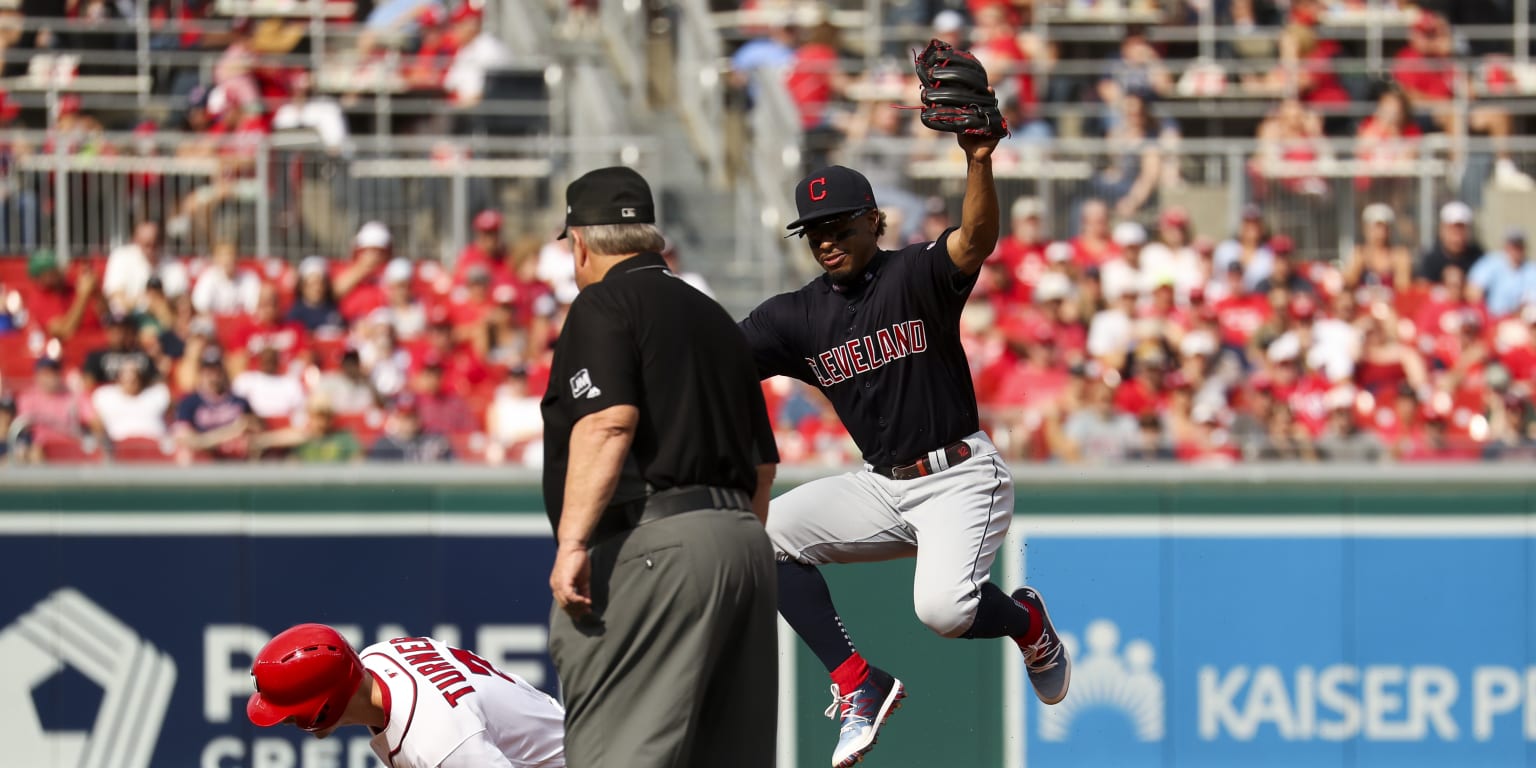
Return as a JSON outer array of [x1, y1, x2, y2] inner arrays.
[[913, 38, 1009, 139]]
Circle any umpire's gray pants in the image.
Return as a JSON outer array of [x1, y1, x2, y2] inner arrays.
[[549, 508, 778, 768]]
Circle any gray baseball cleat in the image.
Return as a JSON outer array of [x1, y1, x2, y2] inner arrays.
[[825, 666, 906, 767], [1013, 586, 1071, 705]]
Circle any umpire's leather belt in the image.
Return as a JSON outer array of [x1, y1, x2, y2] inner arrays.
[[872, 439, 976, 481], [623, 485, 753, 527]]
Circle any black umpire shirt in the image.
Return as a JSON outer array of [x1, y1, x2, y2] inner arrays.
[[540, 252, 779, 535], [739, 229, 980, 466]]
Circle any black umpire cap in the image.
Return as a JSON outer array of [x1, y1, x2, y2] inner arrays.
[[787, 165, 877, 235], [559, 166, 656, 240]]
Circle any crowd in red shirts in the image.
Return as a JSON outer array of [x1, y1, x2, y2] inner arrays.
[[951, 195, 1536, 464], [3, 190, 1536, 466], [0, 212, 568, 465]]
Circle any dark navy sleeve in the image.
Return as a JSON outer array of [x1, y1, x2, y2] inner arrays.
[[739, 294, 810, 383], [551, 288, 642, 420], [915, 227, 980, 302]]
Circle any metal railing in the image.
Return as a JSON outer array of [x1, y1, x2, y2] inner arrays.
[[673, 0, 730, 188], [0, 131, 660, 263], [740, 70, 814, 289], [0, 14, 561, 139], [11, 129, 1536, 285], [802, 133, 1536, 270], [596, 0, 650, 112], [711, 0, 1536, 75]]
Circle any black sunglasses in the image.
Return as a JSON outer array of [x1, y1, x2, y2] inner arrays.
[[794, 209, 871, 242]]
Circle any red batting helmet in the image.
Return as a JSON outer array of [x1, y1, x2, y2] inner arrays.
[[247, 624, 363, 732]]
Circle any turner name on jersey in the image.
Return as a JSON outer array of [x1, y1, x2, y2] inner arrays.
[[361, 636, 566, 768]]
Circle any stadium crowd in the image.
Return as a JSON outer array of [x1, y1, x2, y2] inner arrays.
[[727, 0, 1536, 221], [0, 0, 519, 143], [3, 0, 1536, 465], [2, 189, 1535, 466]]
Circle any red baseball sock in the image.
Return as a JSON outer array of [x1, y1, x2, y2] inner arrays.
[[1012, 599, 1042, 648], [830, 652, 870, 693]]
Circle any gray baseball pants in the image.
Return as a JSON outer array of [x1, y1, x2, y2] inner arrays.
[[766, 430, 1015, 637], [549, 508, 778, 768]]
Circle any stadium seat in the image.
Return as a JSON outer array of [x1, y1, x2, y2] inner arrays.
[[110, 436, 175, 463], [38, 437, 104, 465], [61, 329, 107, 369], [0, 333, 34, 380], [448, 431, 487, 464], [0, 258, 29, 286], [309, 337, 348, 370], [332, 410, 379, 433]]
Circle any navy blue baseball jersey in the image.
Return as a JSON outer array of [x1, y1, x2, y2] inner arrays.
[[739, 229, 980, 465]]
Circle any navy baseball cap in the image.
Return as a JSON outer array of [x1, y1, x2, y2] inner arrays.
[[787, 165, 877, 233], [559, 166, 656, 239]]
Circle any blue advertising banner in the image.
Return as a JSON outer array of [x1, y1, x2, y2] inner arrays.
[[1011, 517, 1536, 768], [0, 514, 557, 768]]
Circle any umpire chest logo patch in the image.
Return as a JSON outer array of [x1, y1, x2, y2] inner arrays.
[[569, 368, 602, 399]]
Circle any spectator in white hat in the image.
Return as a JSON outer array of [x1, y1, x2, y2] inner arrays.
[[335, 221, 392, 302], [1044, 240, 1075, 271], [1087, 266, 1140, 370], [378, 257, 428, 341], [931, 10, 966, 47], [1033, 270, 1073, 305], [1099, 220, 1148, 303], [1344, 203, 1412, 293], [191, 240, 262, 317], [1417, 201, 1484, 284]]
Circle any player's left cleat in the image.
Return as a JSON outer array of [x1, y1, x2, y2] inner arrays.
[[1013, 586, 1071, 705], [825, 666, 906, 767]]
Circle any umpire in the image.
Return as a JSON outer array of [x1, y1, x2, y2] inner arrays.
[[541, 166, 781, 768]]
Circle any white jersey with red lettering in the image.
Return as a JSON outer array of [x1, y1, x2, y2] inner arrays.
[[360, 636, 566, 768]]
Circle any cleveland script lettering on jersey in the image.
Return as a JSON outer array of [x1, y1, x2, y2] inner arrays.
[[361, 636, 566, 768], [804, 320, 927, 387], [740, 230, 982, 465]]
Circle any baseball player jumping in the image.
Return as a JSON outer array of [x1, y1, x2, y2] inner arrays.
[[739, 40, 1071, 768], [247, 623, 566, 768]]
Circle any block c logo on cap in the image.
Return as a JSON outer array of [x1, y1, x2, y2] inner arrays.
[[809, 177, 827, 201]]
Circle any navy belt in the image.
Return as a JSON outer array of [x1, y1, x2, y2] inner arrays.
[[872, 439, 975, 481]]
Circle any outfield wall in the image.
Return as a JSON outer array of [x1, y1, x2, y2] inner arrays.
[[0, 466, 1532, 768]]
